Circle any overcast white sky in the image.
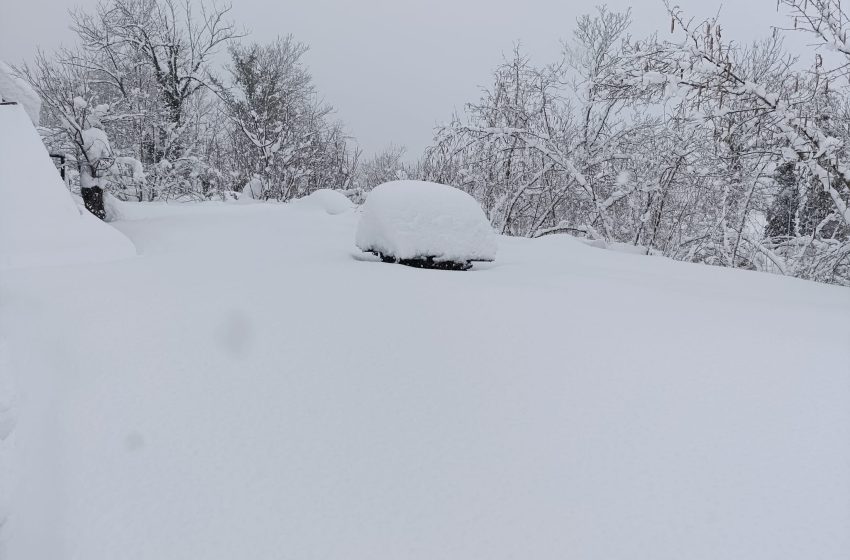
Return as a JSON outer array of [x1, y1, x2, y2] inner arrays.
[[1, 0, 784, 156]]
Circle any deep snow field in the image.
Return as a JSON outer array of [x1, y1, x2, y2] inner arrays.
[[1, 199, 849, 559]]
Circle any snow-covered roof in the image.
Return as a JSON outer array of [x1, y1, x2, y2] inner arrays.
[[0, 60, 41, 126]]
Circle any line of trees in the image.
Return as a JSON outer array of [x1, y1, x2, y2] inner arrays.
[[413, 1, 850, 285], [18, 0, 368, 213]]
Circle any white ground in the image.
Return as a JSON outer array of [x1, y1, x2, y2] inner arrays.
[[1, 200, 849, 560]]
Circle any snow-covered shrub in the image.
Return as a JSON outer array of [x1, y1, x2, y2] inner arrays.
[[216, 38, 358, 201], [420, 5, 850, 285], [292, 189, 353, 215], [239, 176, 264, 201], [355, 180, 497, 270]]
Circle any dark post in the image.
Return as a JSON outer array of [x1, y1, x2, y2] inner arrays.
[[81, 187, 106, 220], [50, 154, 66, 182], [79, 163, 106, 220]]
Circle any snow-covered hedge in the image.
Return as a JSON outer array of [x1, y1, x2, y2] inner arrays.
[[355, 180, 496, 268]]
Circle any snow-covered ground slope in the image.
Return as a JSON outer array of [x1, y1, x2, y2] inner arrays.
[[1, 201, 848, 560], [0, 104, 135, 270]]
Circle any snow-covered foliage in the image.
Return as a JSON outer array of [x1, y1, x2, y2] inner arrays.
[[420, 5, 850, 285], [64, 0, 241, 200], [0, 103, 134, 268], [355, 180, 497, 264], [423, 12, 677, 244], [0, 61, 41, 126], [16, 55, 146, 217], [80, 126, 111, 167], [292, 189, 354, 215], [19, 2, 358, 204], [623, 2, 850, 283], [239, 176, 264, 201], [215, 37, 358, 201], [355, 144, 408, 193]]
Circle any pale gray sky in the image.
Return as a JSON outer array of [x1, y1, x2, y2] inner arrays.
[[0, 0, 783, 155]]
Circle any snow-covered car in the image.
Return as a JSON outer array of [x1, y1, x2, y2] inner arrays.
[[355, 180, 497, 270]]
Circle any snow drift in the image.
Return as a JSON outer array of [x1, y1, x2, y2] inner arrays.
[[0, 104, 135, 270], [355, 180, 497, 264]]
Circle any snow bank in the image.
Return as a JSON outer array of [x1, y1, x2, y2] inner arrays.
[[0, 104, 135, 270], [292, 189, 353, 215], [0, 61, 40, 126], [355, 180, 497, 263]]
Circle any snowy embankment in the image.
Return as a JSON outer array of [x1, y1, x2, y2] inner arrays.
[[1, 200, 848, 559]]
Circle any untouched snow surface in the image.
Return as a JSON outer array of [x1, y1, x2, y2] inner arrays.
[[0, 104, 135, 270], [1, 200, 849, 560], [356, 180, 497, 262]]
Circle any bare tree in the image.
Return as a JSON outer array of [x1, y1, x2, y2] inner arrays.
[[19, 50, 142, 218], [215, 36, 348, 200], [356, 144, 408, 193], [624, 1, 850, 281], [422, 2, 850, 284], [778, 0, 850, 76], [71, 0, 240, 130], [427, 10, 646, 239]]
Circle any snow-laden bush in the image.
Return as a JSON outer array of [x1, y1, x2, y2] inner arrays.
[[292, 189, 353, 215], [239, 176, 264, 201], [355, 180, 497, 269]]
